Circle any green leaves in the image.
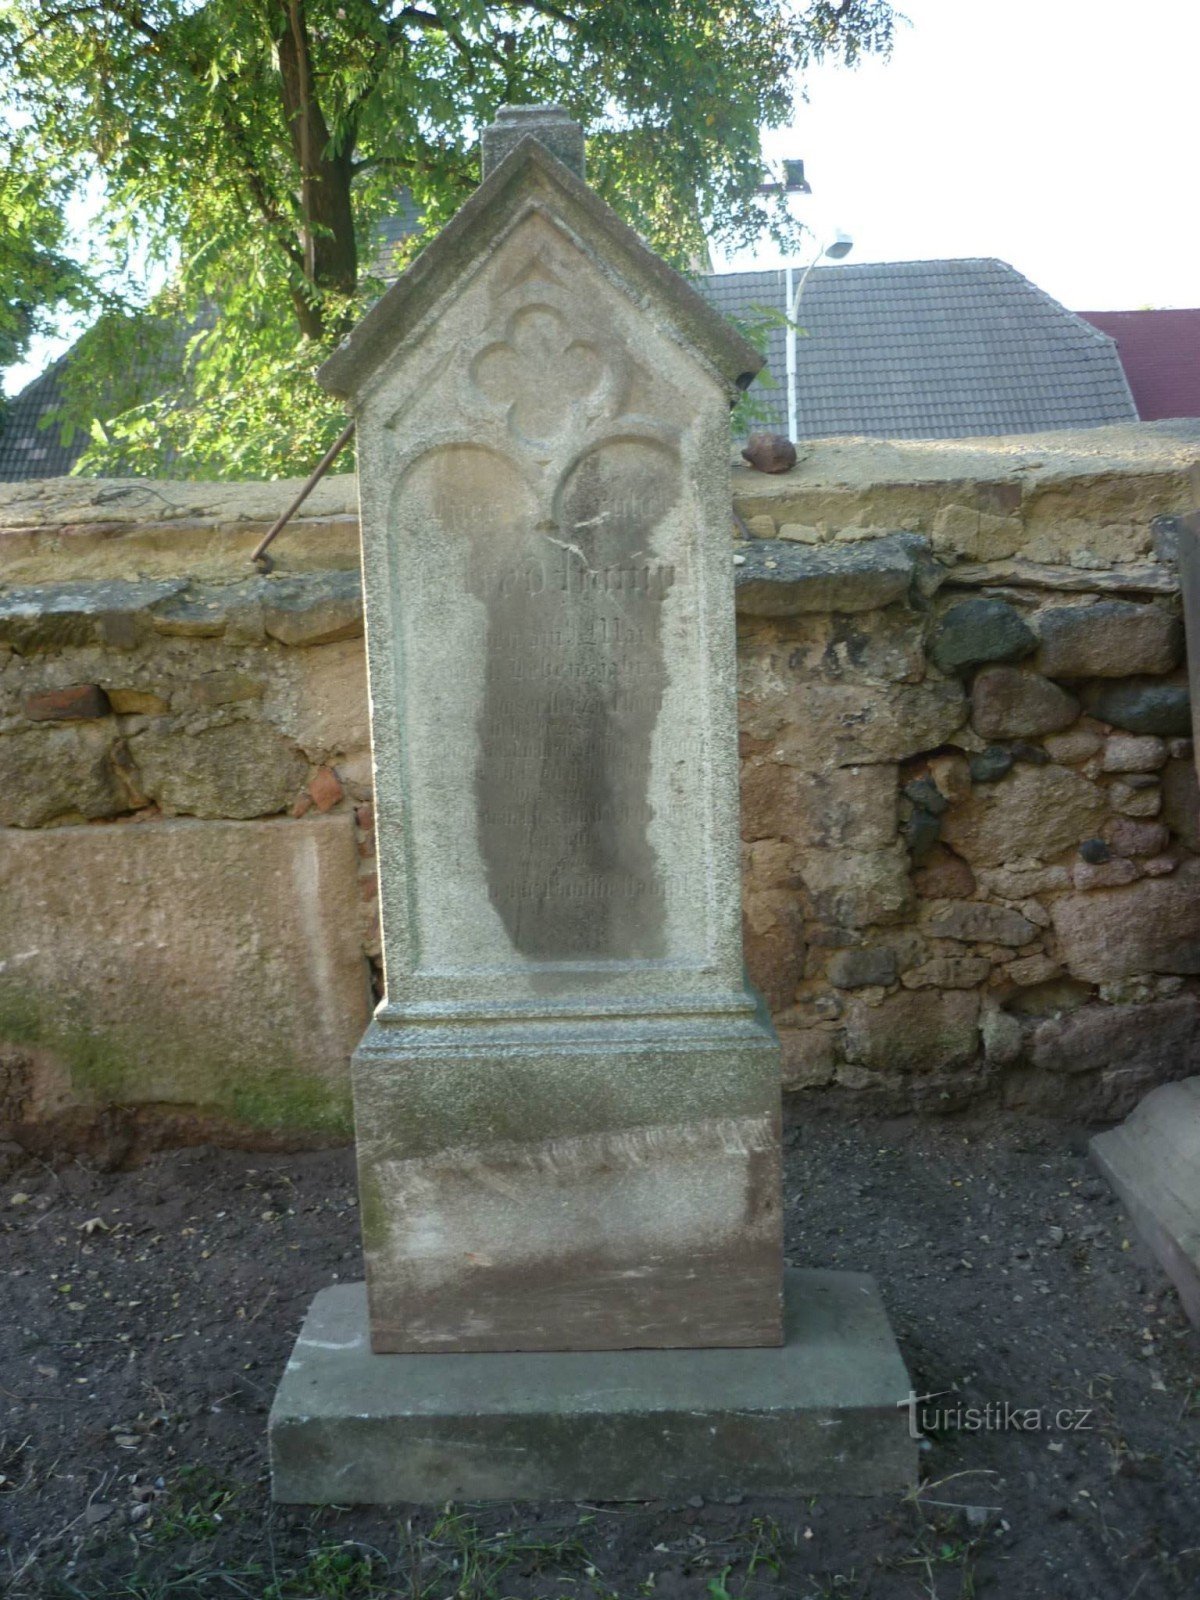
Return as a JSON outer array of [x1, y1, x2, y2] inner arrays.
[[0, 137, 96, 384], [0, 1, 895, 477]]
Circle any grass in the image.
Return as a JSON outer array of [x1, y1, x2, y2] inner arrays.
[[12, 1491, 861, 1600], [702, 1516, 788, 1598], [5, 1461, 1003, 1600], [878, 1473, 994, 1600], [405, 1508, 602, 1598], [148, 1471, 240, 1544], [19, 1486, 620, 1600]]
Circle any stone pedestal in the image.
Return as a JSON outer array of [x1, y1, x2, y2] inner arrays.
[[270, 1270, 917, 1503], [354, 1008, 782, 1353]]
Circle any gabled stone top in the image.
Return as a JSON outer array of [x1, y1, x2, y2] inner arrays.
[[317, 128, 763, 404]]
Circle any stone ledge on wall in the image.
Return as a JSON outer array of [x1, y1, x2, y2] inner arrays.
[[734, 534, 942, 616], [3, 418, 1200, 1148], [731, 419, 1200, 557]]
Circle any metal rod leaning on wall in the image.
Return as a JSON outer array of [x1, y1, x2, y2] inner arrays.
[[250, 417, 357, 572]]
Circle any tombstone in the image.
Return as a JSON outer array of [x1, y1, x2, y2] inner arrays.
[[270, 107, 914, 1503]]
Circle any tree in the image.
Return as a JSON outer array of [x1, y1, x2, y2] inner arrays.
[[0, 143, 94, 410], [0, 1, 895, 477]]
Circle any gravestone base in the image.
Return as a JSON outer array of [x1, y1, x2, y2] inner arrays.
[[353, 1009, 784, 1353], [269, 1270, 917, 1504]]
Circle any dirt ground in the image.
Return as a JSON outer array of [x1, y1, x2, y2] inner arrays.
[[1, 1112, 1197, 1600]]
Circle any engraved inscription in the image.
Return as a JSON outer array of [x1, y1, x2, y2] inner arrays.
[[475, 435, 680, 957], [408, 433, 681, 960]]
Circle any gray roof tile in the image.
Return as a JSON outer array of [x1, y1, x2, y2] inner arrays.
[[0, 359, 87, 480], [699, 257, 1137, 439]]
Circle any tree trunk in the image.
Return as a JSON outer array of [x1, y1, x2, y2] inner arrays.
[[276, 0, 358, 339]]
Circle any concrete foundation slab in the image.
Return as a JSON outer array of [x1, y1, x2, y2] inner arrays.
[[269, 1269, 916, 1503]]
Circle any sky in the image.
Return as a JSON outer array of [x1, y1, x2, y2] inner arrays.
[[6, 0, 1199, 397], [716, 0, 1200, 309]]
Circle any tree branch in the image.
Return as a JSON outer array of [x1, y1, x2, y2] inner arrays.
[[287, 0, 315, 276], [212, 89, 305, 269], [349, 152, 413, 177], [388, 5, 442, 36], [516, 0, 579, 28], [16, 0, 162, 54]]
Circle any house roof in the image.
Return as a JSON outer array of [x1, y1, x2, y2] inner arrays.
[[318, 135, 763, 402], [698, 268, 790, 435], [0, 310, 198, 483], [368, 191, 424, 279], [699, 257, 1139, 439], [1078, 308, 1200, 422], [0, 358, 85, 480]]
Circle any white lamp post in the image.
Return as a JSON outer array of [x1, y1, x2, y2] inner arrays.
[[785, 231, 854, 442]]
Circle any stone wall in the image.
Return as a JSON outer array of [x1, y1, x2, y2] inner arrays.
[[3, 421, 1199, 1152], [733, 426, 1200, 1119]]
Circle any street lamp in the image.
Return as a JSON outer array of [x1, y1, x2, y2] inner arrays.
[[785, 231, 854, 443], [757, 158, 813, 197]]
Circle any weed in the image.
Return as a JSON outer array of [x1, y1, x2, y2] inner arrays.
[[706, 1565, 735, 1599], [148, 1468, 239, 1544], [743, 1515, 785, 1579], [270, 1540, 385, 1599], [401, 1509, 604, 1598], [883, 1471, 995, 1599]]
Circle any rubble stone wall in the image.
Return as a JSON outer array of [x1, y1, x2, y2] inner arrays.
[[3, 422, 1199, 1152]]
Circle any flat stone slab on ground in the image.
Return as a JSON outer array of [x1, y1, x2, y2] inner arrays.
[[269, 1268, 916, 1504], [1091, 1075, 1200, 1327]]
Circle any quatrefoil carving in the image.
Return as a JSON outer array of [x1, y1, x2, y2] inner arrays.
[[470, 303, 605, 443]]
